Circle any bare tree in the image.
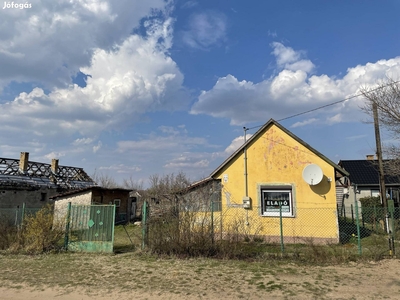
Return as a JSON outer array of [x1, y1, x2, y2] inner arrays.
[[122, 175, 144, 191], [361, 78, 400, 178], [361, 78, 400, 136], [144, 172, 191, 217], [91, 169, 120, 188], [147, 172, 191, 200]]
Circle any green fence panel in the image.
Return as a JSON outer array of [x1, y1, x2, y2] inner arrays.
[[67, 204, 115, 253]]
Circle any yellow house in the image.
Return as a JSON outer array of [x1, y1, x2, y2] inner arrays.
[[209, 119, 349, 244]]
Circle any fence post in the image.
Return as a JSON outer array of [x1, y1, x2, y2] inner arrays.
[[210, 197, 214, 245], [64, 202, 71, 251], [353, 184, 362, 255], [14, 205, 19, 227], [351, 204, 354, 224], [279, 202, 284, 254], [388, 200, 395, 256], [21, 203, 25, 228], [142, 201, 149, 249]]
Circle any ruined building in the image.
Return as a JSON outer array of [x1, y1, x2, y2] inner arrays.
[[0, 152, 95, 208]]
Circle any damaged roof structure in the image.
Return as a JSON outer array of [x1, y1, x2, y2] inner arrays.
[[0, 152, 96, 208]]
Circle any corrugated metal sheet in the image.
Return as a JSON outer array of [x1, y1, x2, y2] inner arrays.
[[67, 204, 115, 253]]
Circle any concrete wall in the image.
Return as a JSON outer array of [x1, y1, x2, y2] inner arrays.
[[213, 123, 339, 243], [53, 190, 92, 226], [0, 187, 59, 209]]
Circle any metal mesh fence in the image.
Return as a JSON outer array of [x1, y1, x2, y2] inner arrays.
[[144, 200, 400, 257], [0, 206, 41, 226], [217, 206, 340, 244]]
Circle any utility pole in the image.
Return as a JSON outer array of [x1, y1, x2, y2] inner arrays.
[[372, 101, 388, 231]]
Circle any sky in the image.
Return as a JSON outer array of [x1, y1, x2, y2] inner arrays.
[[1, 0, 400, 187]]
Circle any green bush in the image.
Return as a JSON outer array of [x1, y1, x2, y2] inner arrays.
[[359, 196, 381, 208], [359, 196, 384, 226]]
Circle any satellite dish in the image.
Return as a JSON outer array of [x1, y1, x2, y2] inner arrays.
[[302, 164, 323, 185]]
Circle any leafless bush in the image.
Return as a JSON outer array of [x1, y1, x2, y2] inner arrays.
[[21, 204, 64, 253], [0, 218, 19, 250]]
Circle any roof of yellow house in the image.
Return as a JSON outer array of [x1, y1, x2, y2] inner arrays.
[[210, 118, 349, 179]]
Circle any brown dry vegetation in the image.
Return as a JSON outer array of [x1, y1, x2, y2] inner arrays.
[[2, 205, 400, 299]]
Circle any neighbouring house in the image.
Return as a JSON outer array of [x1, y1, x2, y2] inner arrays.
[[181, 177, 222, 212], [0, 152, 95, 209], [186, 119, 349, 244], [51, 186, 134, 224], [336, 156, 400, 217]]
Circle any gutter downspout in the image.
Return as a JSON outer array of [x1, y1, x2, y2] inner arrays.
[[244, 127, 249, 225], [244, 127, 248, 197]]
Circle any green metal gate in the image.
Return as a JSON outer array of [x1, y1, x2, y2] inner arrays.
[[65, 204, 116, 253]]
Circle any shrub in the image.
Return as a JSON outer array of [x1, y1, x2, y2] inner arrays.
[[359, 196, 381, 208], [0, 219, 19, 250], [22, 204, 64, 254]]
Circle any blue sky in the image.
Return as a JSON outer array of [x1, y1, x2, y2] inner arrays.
[[1, 0, 400, 187]]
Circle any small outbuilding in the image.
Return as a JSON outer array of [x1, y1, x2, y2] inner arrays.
[[51, 186, 134, 224]]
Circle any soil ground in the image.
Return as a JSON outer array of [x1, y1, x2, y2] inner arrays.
[[1, 254, 400, 299]]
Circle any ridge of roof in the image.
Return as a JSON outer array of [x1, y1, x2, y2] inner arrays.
[[210, 118, 349, 178]]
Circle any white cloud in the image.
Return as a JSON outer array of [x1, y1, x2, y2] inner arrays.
[[93, 141, 102, 153], [271, 42, 314, 73], [191, 42, 400, 126], [346, 134, 367, 141], [327, 113, 343, 125], [0, 17, 187, 139], [267, 30, 277, 38], [0, 0, 167, 90], [164, 154, 209, 169], [73, 138, 94, 146], [223, 135, 251, 155], [117, 133, 209, 153], [181, 11, 227, 50], [181, 0, 198, 9], [99, 164, 141, 173], [116, 125, 219, 178], [291, 118, 318, 128], [44, 151, 65, 160]]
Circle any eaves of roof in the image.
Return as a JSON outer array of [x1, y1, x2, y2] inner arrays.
[[339, 159, 400, 185], [50, 186, 132, 200]]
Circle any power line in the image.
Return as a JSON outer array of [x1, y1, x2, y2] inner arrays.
[[244, 80, 400, 132], [277, 94, 358, 122]]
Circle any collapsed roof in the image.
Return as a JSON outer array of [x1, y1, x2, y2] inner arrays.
[[0, 153, 95, 189]]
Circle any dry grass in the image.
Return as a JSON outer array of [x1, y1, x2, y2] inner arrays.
[[0, 252, 399, 299], [1, 223, 400, 299]]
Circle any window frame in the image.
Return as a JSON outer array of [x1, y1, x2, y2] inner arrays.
[[114, 199, 121, 207], [258, 184, 295, 218]]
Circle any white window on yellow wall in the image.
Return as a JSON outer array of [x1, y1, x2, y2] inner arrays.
[[114, 199, 121, 207], [260, 187, 294, 217]]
